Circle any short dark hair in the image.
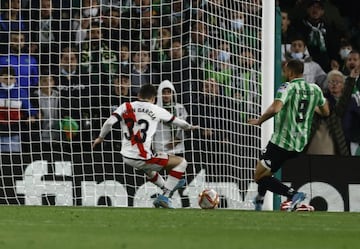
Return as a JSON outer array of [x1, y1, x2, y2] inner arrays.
[[307, 0, 324, 8], [348, 49, 359, 56], [286, 59, 304, 75], [138, 84, 157, 99], [0, 66, 16, 76], [291, 33, 306, 45]]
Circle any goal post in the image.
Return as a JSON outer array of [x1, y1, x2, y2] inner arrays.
[[261, 0, 275, 211], [0, 0, 275, 209]]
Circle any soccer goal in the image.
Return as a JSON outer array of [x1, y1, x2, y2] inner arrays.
[[0, 0, 274, 209]]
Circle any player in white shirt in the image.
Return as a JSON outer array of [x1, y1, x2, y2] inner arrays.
[[92, 84, 198, 208]]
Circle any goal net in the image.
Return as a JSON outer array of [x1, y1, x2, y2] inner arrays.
[[0, 0, 269, 209]]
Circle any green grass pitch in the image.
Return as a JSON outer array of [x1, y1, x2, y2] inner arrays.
[[0, 206, 359, 249]]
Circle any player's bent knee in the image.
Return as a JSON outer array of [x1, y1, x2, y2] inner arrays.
[[254, 161, 272, 183], [170, 158, 187, 172], [166, 156, 187, 171], [169, 158, 187, 179], [175, 158, 187, 171]]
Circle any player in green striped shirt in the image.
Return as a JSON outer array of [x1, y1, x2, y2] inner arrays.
[[248, 59, 330, 211]]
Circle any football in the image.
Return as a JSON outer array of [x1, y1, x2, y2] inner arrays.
[[198, 189, 220, 209]]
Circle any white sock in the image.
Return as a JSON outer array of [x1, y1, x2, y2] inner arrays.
[[146, 171, 165, 189], [164, 159, 187, 197]]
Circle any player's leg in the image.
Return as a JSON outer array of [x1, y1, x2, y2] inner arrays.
[[253, 161, 272, 210], [145, 153, 187, 208], [255, 161, 297, 200], [144, 170, 166, 190], [143, 153, 187, 196], [123, 157, 167, 191], [254, 143, 302, 210], [162, 154, 187, 198]]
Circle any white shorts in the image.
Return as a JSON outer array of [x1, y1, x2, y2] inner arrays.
[[123, 152, 169, 173]]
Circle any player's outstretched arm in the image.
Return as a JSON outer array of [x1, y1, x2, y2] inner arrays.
[[248, 100, 283, 126], [172, 117, 200, 130], [92, 115, 118, 149]]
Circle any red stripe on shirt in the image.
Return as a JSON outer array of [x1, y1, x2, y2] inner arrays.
[[122, 102, 147, 158]]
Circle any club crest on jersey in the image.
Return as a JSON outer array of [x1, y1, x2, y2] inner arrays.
[[278, 83, 289, 93]]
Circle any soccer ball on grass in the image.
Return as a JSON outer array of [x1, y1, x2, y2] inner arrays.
[[198, 189, 219, 209]]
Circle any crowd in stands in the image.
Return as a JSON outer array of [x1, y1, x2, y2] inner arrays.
[[0, 0, 359, 157], [280, 0, 360, 155]]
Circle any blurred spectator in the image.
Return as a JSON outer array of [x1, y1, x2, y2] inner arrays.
[[293, 0, 341, 72], [233, 49, 261, 119], [230, 9, 246, 32], [168, 1, 191, 39], [102, 7, 123, 49], [153, 79, 190, 206], [102, 73, 132, 119], [342, 51, 360, 154], [241, 0, 262, 49], [140, 7, 160, 46], [153, 79, 188, 155], [0, 66, 37, 153], [152, 27, 172, 66], [187, 21, 210, 68], [117, 42, 131, 73], [204, 40, 234, 97], [130, 43, 159, 96], [72, 0, 102, 44], [281, 8, 298, 45], [343, 69, 360, 156], [284, 35, 327, 90], [111, 73, 131, 106], [30, 73, 61, 151], [349, 16, 360, 51], [55, 46, 91, 152], [282, 0, 348, 40], [73, 15, 91, 44], [81, 25, 122, 143], [205, 0, 228, 33], [190, 77, 230, 182], [27, 0, 71, 68], [100, 73, 131, 152], [56, 46, 81, 85], [307, 69, 355, 155], [220, 9, 245, 57], [280, 8, 298, 62], [224, 8, 261, 54], [342, 50, 360, 80], [331, 38, 353, 72], [100, 0, 131, 13], [81, 0, 102, 21], [78, 21, 117, 106], [190, 0, 207, 22], [161, 39, 191, 107], [0, 32, 39, 98], [123, 0, 153, 46], [0, 0, 28, 54]]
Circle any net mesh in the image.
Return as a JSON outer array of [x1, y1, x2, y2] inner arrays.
[[0, 0, 263, 208]]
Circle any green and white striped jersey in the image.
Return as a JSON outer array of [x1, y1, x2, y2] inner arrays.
[[270, 78, 326, 152]]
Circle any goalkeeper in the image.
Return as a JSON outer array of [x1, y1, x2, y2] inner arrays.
[[93, 84, 198, 208], [248, 59, 330, 211]]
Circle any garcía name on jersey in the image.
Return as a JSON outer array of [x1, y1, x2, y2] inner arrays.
[[125, 106, 156, 120]]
